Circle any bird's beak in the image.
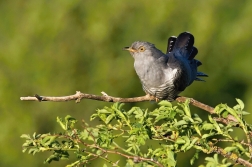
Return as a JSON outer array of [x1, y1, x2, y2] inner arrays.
[[123, 47, 137, 53]]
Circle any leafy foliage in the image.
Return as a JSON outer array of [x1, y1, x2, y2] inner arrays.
[[21, 99, 252, 166]]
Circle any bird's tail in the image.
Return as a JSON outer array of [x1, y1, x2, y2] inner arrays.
[[166, 36, 177, 54], [168, 32, 208, 81], [167, 32, 200, 60], [195, 71, 208, 81], [172, 32, 195, 58]]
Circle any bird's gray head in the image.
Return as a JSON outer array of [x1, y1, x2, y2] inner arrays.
[[124, 41, 156, 59]]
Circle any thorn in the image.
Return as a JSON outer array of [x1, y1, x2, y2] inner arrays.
[[113, 160, 120, 166], [101, 91, 113, 102], [101, 91, 108, 96]]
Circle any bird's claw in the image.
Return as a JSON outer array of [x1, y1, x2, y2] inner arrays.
[[146, 94, 159, 102]]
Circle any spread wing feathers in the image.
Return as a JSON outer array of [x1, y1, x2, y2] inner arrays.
[[166, 36, 177, 54], [173, 32, 194, 57]]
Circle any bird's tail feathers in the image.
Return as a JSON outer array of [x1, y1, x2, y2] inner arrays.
[[189, 47, 198, 60], [197, 71, 208, 77], [166, 36, 177, 54], [173, 32, 194, 57], [196, 60, 202, 67], [195, 77, 206, 82], [195, 72, 208, 81]]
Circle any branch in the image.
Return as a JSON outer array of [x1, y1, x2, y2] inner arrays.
[[214, 146, 252, 167], [20, 91, 155, 103], [20, 91, 213, 111], [20, 91, 237, 123]]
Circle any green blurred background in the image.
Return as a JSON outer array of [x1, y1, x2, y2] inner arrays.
[[1, 0, 252, 166]]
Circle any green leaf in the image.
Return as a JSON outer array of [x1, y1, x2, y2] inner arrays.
[[221, 111, 229, 118], [155, 115, 169, 123], [113, 107, 127, 121], [224, 147, 237, 152], [235, 142, 246, 152], [97, 109, 111, 114], [42, 136, 57, 146], [190, 151, 199, 165], [118, 102, 125, 110], [28, 148, 39, 155], [183, 115, 194, 123], [205, 156, 216, 163], [90, 113, 98, 120], [65, 115, 76, 122], [22, 148, 28, 153], [186, 138, 198, 151], [44, 154, 60, 164], [158, 100, 172, 107], [214, 104, 227, 115], [202, 123, 215, 130], [20, 134, 31, 140], [236, 98, 244, 110], [180, 136, 190, 151], [79, 130, 89, 140], [127, 107, 139, 115], [57, 117, 66, 130], [175, 137, 185, 144], [193, 114, 202, 123], [213, 154, 219, 163], [178, 99, 191, 117], [176, 109, 185, 115], [194, 125, 202, 136], [105, 114, 115, 124], [202, 133, 215, 139], [174, 120, 187, 127], [242, 111, 250, 115]]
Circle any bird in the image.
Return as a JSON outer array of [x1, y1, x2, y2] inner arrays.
[[124, 32, 207, 101]]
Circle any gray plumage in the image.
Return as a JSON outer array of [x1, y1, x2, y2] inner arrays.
[[124, 32, 207, 101]]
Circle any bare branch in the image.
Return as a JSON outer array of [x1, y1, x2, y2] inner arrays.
[[20, 91, 214, 111], [20, 91, 238, 123], [20, 91, 155, 103]]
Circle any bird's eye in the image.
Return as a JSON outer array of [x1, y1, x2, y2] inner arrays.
[[139, 46, 145, 52]]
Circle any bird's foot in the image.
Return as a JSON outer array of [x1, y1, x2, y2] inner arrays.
[[146, 94, 159, 102]]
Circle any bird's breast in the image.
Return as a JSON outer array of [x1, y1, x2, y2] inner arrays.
[[134, 60, 167, 87]]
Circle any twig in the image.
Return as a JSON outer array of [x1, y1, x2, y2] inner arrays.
[[175, 96, 214, 114], [21, 91, 155, 103], [77, 121, 164, 167]]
